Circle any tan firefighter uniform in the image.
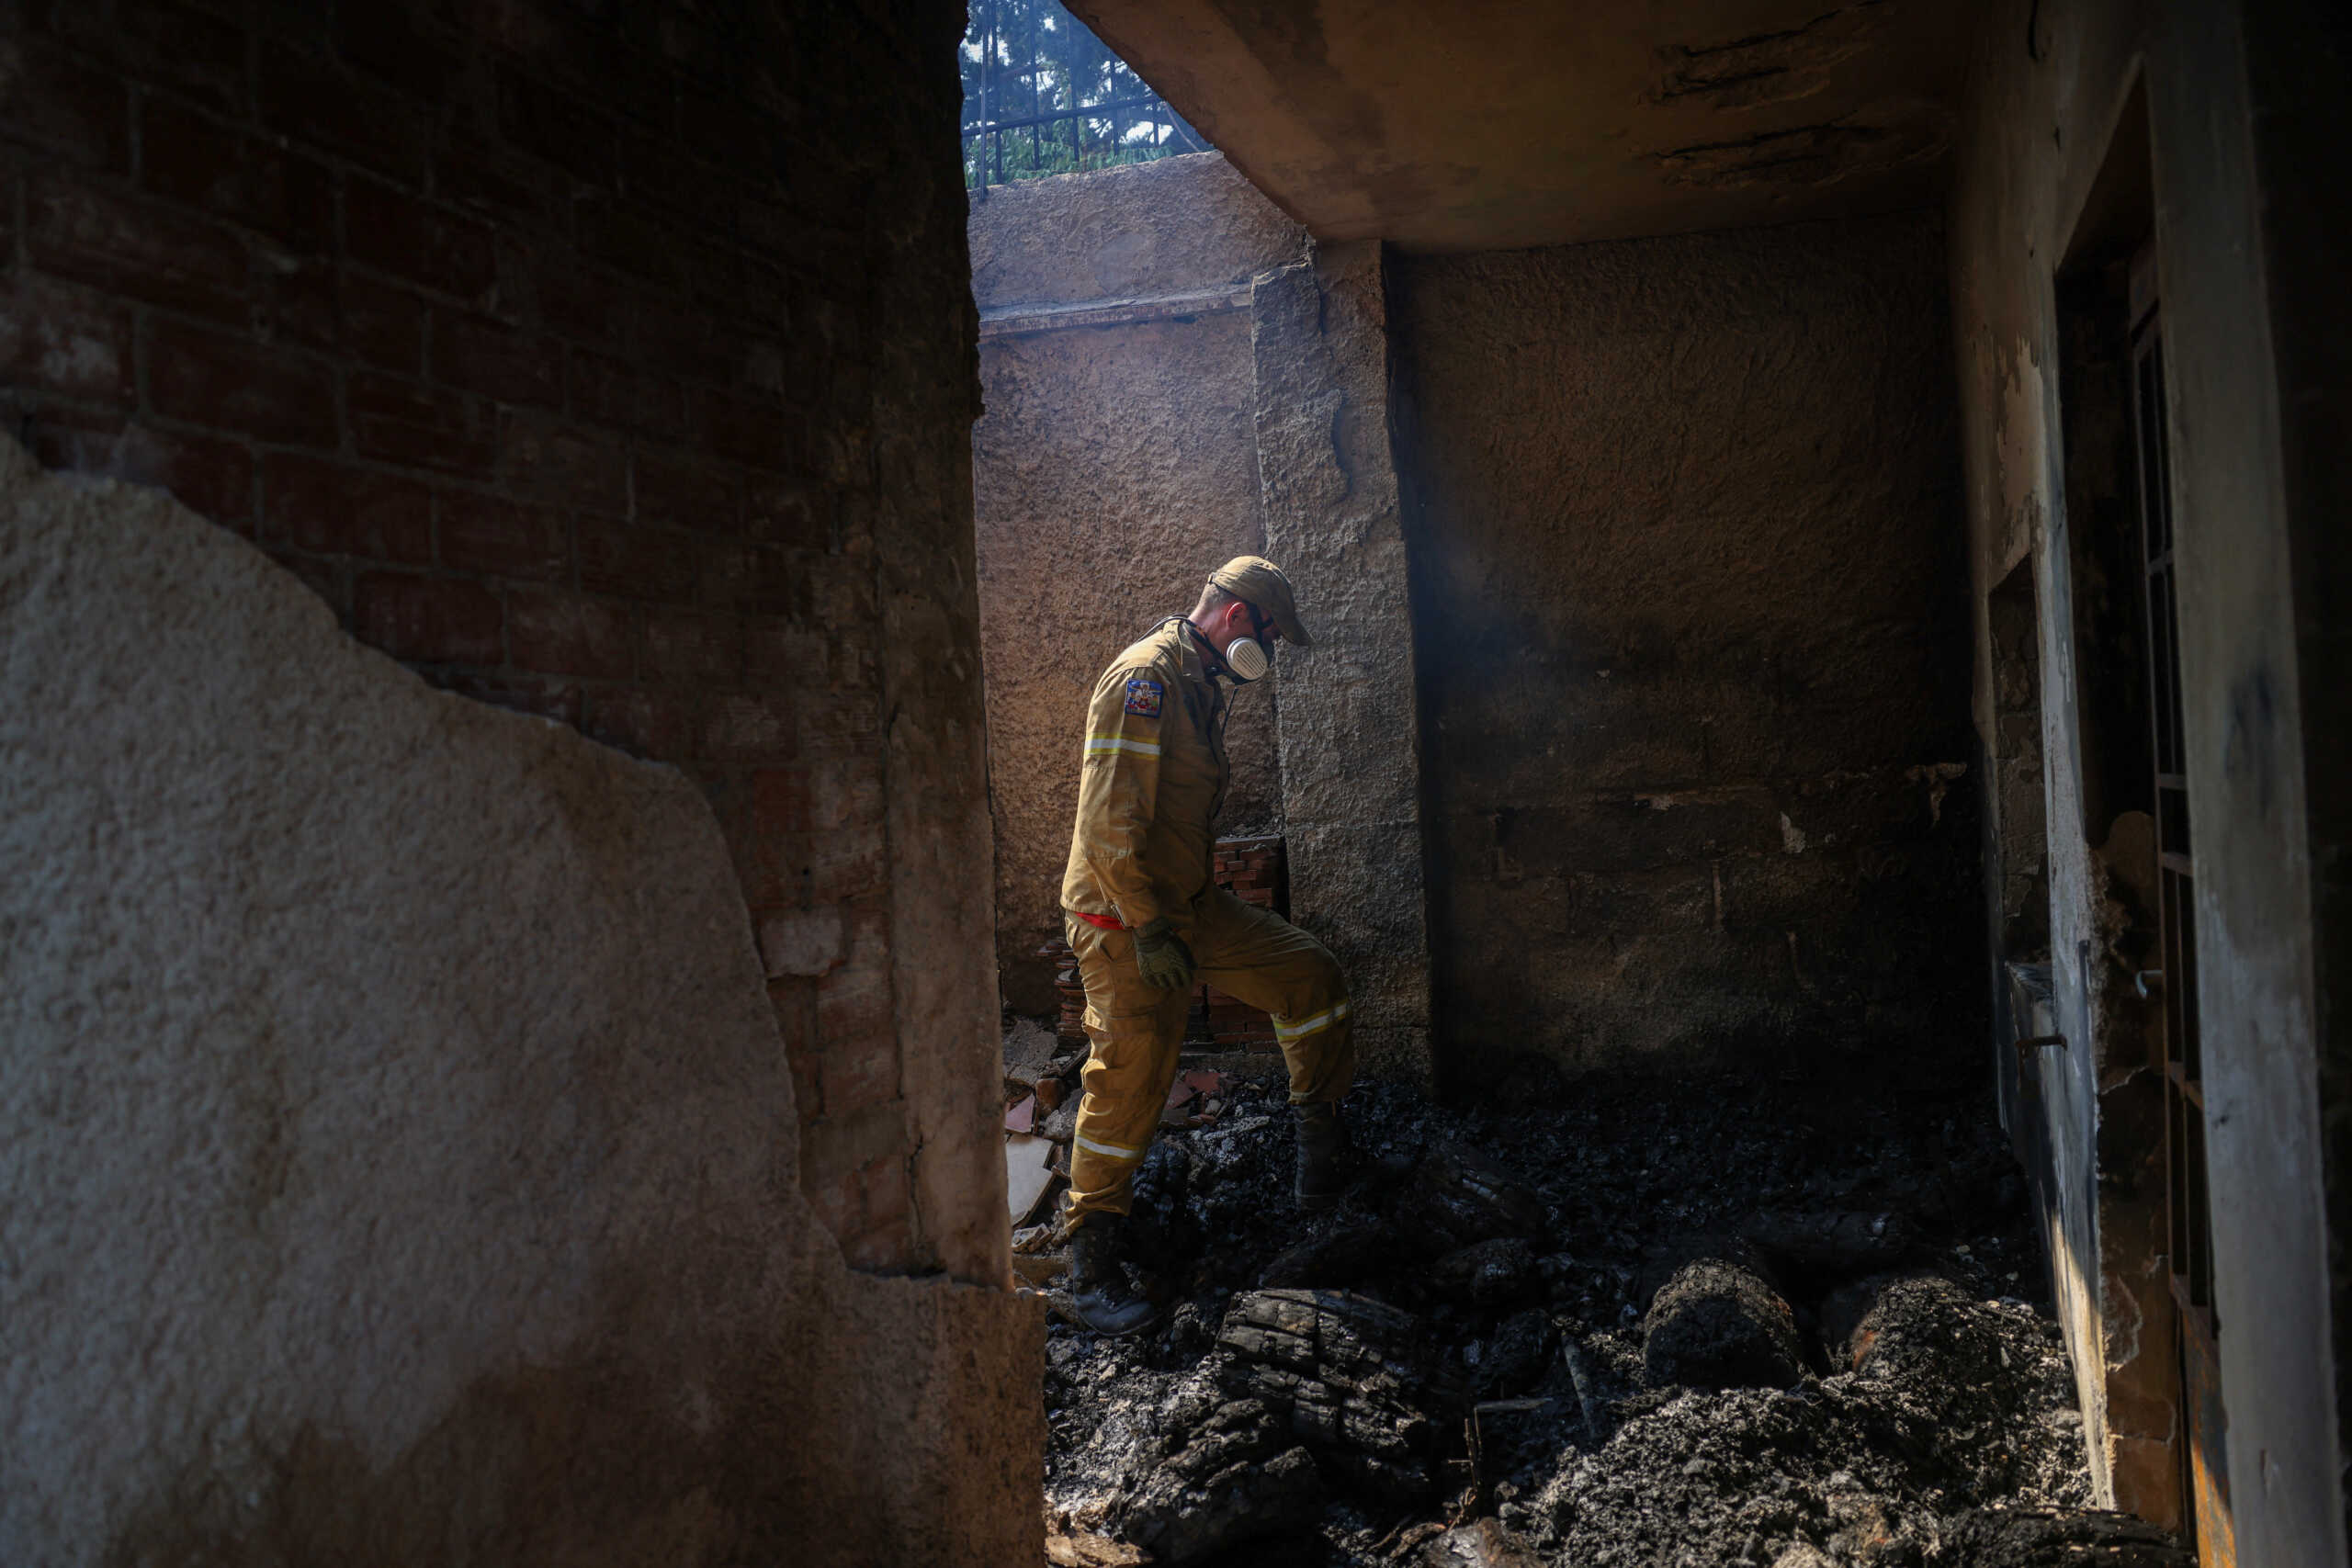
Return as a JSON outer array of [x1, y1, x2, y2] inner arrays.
[[1059, 615, 1354, 1225]]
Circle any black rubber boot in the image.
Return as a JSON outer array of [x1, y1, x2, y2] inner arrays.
[[1069, 1216, 1157, 1336], [1295, 1100, 1351, 1212]]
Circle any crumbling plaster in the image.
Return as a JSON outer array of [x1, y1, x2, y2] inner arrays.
[[1392, 211, 1977, 1086], [970, 155, 1306, 1011], [0, 445, 1043, 1563]]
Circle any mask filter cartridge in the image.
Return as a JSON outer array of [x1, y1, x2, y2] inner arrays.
[[1224, 636, 1270, 682]]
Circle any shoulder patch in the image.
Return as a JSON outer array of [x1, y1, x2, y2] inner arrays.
[[1123, 677, 1164, 718]]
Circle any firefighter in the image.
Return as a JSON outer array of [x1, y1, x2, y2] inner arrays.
[[1057, 556, 1355, 1335]]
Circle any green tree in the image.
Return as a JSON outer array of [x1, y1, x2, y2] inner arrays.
[[961, 0, 1204, 188]]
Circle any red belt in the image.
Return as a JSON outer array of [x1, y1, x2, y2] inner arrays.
[[1068, 908, 1128, 931]]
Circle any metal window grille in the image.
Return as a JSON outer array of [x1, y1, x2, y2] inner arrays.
[[961, 0, 1206, 196]]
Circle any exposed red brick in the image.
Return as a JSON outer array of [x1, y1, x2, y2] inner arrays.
[[28, 174, 251, 321], [141, 99, 336, 254], [431, 311, 561, 408], [797, 824, 888, 903], [516, 15, 673, 130], [256, 262, 341, 358], [641, 606, 743, 682], [437, 491, 570, 581], [576, 194, 686, 289], [584, 684, 695, 758], [531, 254, 633, 354], [348, 372, 497, 476], [435, 143, 571, 233], [262, 455, 433, 563], [751, 757, 886, 839], [0, 277, 135, 402], [147, 317, 340, 448], [744, 616, 830, 684], [616, 131, 733, 231], [340, 275, 430, 374], [62, 0, 249, 116], [688, 384, 806, 473], [33, 415, 256, 528], [633, 446, 739, 532], [748, 253, 817, 329], [577, 515, 702, 601], [816, 1026, 899, 1114], [498, 409, 628, 513], [0, 39, 132, 171], [352, 570, 503, 665], [258, 42, 429, 184], [496, 63, 615, 186], [176, 431, 266, 522], [694, 539, 757, 607], [334, 4, 458, 100], [702, 692, 797, 761], [678, 239, 746, 317], [506, 589, 635, 679], [346, 176, 496, 299], [681, 91, 774, 181], [743, 476, 828, 549], [797, 692, 881, 758], [570, 350, 682, 437], [440, 670, 585, 726], [263, 546, 351, 615], [632, 292, 738, 386]]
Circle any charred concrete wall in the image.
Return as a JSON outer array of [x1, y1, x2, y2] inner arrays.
[[1950, 0, 2351, 1556], [1393, 214, 1976, 1088], [0, 444, 1042, 1565], [0, 0, 996, 1276], [969, 154, 1305, 1012]]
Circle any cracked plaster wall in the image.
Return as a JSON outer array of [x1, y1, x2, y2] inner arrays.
[[0, 444, 1043, 1565]]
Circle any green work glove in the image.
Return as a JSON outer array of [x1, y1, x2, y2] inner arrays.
[[1133, 917, 1196, 992]]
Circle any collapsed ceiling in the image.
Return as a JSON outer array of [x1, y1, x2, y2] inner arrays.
[[1068, 0, 1974, 252]]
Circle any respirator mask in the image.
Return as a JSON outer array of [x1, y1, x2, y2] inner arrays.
[[1222, 631, 1271, 682]]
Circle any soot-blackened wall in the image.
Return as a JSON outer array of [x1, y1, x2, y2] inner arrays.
[[1395, 212, 1977, 1084]]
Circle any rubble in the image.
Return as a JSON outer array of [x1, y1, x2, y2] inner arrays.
[[1036, 1052, 2189, 1566], [1641, 1259, 1805, 1392]]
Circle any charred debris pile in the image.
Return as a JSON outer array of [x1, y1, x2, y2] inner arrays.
[[1014, 1044, 2193, 1568]]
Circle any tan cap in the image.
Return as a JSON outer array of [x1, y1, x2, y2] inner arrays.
[[1208, 555, 1314, 649]]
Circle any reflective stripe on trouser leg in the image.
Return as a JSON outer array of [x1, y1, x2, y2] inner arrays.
[[1189, 887, 1357, 1107], [1272, 993, 1354, 1106], [1062, 913, 1191, 1225]]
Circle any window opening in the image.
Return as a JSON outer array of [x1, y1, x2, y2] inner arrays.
[[961, 0, 1206, 194]]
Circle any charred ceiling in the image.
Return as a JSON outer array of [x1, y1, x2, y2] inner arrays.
[[1067, 0, 1969, 250]]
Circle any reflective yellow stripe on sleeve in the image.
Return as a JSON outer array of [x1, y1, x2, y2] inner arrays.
[[1085, 734, 1162, 758]]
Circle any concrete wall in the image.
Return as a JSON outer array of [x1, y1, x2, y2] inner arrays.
[[1392, 213, 1977, 1088], [1949, 0, 2350, 1556], [1251, 242, 1434, 1084], [969, 154, 1306, 1012], [0, 444, 1041, 1565]]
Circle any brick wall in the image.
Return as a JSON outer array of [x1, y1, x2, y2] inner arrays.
[[0, 0, 982, 1272]]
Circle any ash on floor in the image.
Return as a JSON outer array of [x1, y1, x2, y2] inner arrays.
[[1036, 1060, 2192, 1568]]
